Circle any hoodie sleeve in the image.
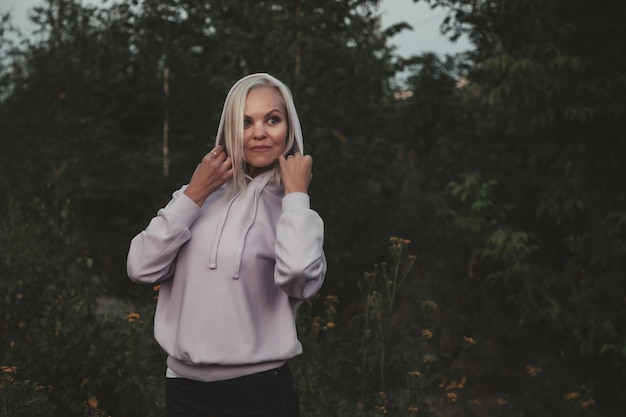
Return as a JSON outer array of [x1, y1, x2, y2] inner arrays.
[[127, 187, 201, 284], [274, 192, 327, 299]]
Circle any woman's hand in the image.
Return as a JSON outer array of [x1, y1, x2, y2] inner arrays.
[[184, 146, 233, 206], [279, 152, 313, 195]]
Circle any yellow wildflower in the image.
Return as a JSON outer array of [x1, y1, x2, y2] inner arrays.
[[1, 366, 17, 374], [564, 392, 580, 400], [422, 329, 433, 339], [447, 392, 457, 402], [445, 377, 467, 390], [580, 398, 595, 410], [311, 316, 323, 332], [423, 353, 437, 363], [463, 336, 476, 346], [525, 364, 541, 377], [126, 312, 141, 323], [87, 396, 98, 409]]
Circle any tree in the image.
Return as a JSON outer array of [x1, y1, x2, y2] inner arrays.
[[413, 0, 626, 414], [1, 0, 418, 300]]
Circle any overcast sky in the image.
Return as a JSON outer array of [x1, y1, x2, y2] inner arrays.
[[0, 0, 471, 56], [381, 0, 470, 56]]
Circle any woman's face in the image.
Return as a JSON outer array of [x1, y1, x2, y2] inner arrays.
[[243, 87, 288, 177]]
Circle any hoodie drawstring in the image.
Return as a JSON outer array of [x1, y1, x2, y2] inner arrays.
[[208, 193, 238, 270], [209, 174, 273, 279], [231, 175, 271, 279]]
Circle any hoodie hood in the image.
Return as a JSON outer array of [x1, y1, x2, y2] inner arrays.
[[214, 73, 304, 154], [209, 73, 304, 278]]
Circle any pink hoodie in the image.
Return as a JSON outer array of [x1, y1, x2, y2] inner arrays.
[[127, 74, 326, 382]]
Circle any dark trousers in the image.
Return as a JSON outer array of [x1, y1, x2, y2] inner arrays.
[[165, 364, 300, 417]]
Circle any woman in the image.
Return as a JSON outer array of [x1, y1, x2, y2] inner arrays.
[[127, 73, 326, 417]]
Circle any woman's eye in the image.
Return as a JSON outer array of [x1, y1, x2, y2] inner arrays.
[[268, 116, 281, 125], [243, 119, 252, 128]]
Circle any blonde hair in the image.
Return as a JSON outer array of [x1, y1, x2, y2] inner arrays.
[[219, 75, 298, 195]]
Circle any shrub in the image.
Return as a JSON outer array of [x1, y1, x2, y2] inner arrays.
[[0, 197, 164, 416], [293, 237, 477, 417], [0, 365, 53, 416]]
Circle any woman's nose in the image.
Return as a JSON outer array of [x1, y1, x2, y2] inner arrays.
[[252, 123, 267, 139]]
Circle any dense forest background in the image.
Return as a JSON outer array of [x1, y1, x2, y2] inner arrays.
[[1, 0, 625, 416]]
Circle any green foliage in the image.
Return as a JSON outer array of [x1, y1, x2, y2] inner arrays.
[[1, 0, 625, 415], [0, 0, 405, 297], [415, 0, 626, 414], [293, 238, 477, 417], [0, 366, 53, 417], [0, 197, 165, 416]]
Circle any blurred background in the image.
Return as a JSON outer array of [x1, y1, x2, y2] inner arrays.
[[0, 0, 624, 416]]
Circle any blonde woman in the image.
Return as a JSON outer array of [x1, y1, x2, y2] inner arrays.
[[127, 73, 326, 417]]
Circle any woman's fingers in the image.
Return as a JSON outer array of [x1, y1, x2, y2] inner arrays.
[[206, 145, 225, 161], [185, 147, 233, 206], [279, 153, 313, 194]]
